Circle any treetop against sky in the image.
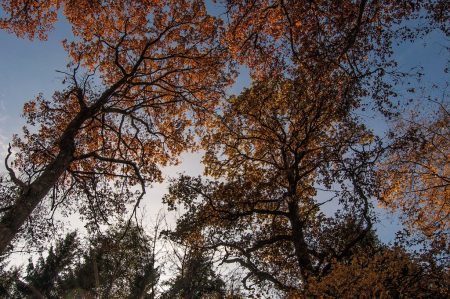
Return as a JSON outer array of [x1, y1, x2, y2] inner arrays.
[[0, 0, 447, 226], [0, 0, 448, 296]]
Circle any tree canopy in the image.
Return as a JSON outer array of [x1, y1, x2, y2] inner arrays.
[[378, 103, 449, 251], [0, 0, 231, 253], [164, 77, 381, 291], [0, 0, 448, 297]]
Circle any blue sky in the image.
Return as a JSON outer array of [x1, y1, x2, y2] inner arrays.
[[0, 4, 447, 245]]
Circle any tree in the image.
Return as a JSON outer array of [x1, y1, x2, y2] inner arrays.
[[0, 0, 446, 256], [377, 103, 449, 250], [164, 78, 382, 293], [0, 255, 22, 298], [162, 246, 226, 299], [2, 223, 159, 298], [20, 232, 79, 298], [223, 0, 448, 114], [58, 223, 159, 298], [225, 0, 383, 76], [306, 246, 449, 298], [0, 232, 79, 299], [0, 0, 231, 254], [1, 2, 448, 296]]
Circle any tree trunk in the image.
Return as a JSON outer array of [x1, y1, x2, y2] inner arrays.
[[0, 75, 132, 255], [0, 120, 79, 254], [288, 200, 313, 279]]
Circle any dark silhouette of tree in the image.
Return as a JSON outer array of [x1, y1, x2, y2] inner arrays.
[[1, 223, 159, 298], [0, 255, 22, 298], [57, 224, 159, 298], [164, 78, 383, 292], [0, 0, 231, 254], [0, 1, 447, 296], [20, 232, 79, 298], [162, 247, 226, 299], [0, 0, 447, 257], [0, 232, 78, 298]]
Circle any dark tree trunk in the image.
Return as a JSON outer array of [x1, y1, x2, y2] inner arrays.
[[0, 113, 81, 254], [287, 200, 314, 279], [0, 77, 127, 254]]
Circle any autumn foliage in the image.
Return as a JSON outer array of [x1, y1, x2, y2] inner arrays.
[[0, 0, 448, 297], [0, 0, 231, 253], [378, 105, 449, 248]]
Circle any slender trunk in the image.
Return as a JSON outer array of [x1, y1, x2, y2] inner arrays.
[[288, 200, 313, 279], [285, 163, 314, 278], [93, 254, 101, 292], [0, 74, 131, 255], [0, 122, 78, 254]]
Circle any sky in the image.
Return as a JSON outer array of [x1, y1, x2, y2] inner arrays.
[[0, 3, 448, 250]]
